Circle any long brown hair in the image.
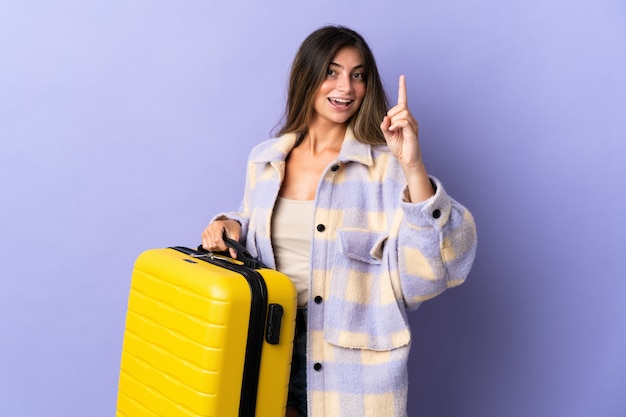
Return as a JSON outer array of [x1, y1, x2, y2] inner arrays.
[[274, 26, 389, 145]]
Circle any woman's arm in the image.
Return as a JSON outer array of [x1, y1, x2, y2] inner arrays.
[[380, 75, 434, 203], [201, 157, 256, 255], [392, 178, 477, 310]]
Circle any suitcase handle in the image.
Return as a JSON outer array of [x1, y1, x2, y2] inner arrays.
[[223, 235, 268, 269], [196, 233, 267, 270]]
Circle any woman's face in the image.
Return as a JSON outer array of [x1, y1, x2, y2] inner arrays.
[[311, 47, 366, 127]]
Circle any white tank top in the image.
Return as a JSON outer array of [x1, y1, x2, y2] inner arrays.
[[271, 197, 313, 307]]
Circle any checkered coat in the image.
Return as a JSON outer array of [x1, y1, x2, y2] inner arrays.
[[213, 128, 477, 417]]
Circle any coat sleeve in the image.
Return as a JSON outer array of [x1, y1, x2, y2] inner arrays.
[[391, 176, 477, 310], [210, 159, 256, 244]]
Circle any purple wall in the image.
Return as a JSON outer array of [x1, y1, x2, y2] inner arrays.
[[1, 1, 624, 416]]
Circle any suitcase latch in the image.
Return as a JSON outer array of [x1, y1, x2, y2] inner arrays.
[[265, 304, 284, 345]]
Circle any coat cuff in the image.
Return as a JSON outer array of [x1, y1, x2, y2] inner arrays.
[[400, 176, 452, 230]]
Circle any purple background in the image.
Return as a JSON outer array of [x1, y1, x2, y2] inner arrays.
[[1, 1, 625, 416]]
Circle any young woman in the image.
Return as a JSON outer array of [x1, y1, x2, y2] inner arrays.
[[201, 25, 477, 417]]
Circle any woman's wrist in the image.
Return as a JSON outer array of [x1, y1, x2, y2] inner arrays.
[[401, 163, 434, 203]]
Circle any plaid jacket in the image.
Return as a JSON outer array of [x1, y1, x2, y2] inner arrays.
[[214, 128, 477, 417]]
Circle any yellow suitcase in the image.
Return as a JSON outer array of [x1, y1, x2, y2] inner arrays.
[[116, 239, 297, 417]]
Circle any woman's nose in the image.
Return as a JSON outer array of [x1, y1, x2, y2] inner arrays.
[[336, 74, 353, 92]]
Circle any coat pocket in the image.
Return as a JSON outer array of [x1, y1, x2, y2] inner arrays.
[[337, 227, 386, 264], [323, 228, 411, 351]]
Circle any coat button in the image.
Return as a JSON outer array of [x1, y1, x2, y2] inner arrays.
[[316, 224, 326, 232], [432, 209, 441, 219], [331, 164, 340, 172], [314, 295, 323, 304], [313, 363, 323, 371]]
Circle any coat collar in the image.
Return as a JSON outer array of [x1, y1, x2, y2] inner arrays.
[[251, 127, 374, 167]]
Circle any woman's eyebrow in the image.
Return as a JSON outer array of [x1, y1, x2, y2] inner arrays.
[[329, 62, 364, 70]]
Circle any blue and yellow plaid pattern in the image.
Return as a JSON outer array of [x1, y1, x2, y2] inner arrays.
[[213, 128, 477, 417]]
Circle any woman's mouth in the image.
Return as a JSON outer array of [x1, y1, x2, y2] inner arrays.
[[328, 97, 353, 107]]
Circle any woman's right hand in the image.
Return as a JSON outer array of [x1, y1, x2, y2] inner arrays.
[[201, 219, 242, 258]]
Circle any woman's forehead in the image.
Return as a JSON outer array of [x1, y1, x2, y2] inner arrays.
[[330, 47, 364, 67]]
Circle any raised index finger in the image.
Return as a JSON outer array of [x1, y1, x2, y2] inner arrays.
[[398, 74, 407, 105]]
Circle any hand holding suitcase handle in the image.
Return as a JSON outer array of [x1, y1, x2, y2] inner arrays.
[[197, 232, 267, 270], [222, 234, 268, 269]]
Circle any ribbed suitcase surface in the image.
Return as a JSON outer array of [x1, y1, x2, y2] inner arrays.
[[116, 247, 297, 417]]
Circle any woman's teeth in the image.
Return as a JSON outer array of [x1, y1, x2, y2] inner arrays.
[[329, 98, 352, 106]]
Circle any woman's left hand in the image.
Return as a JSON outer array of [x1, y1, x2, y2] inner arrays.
[[380, 75, 434, 202], [380, 75, 422, 168]]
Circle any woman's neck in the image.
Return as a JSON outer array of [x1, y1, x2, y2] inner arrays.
[[303, 121, 347, 155]]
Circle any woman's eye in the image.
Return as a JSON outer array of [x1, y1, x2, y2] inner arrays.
[[326, 69, 336, 76], [353, 72, 365, 80]]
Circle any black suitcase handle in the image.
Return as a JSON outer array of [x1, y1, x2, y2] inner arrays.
[[196, 232, 267, 270]]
